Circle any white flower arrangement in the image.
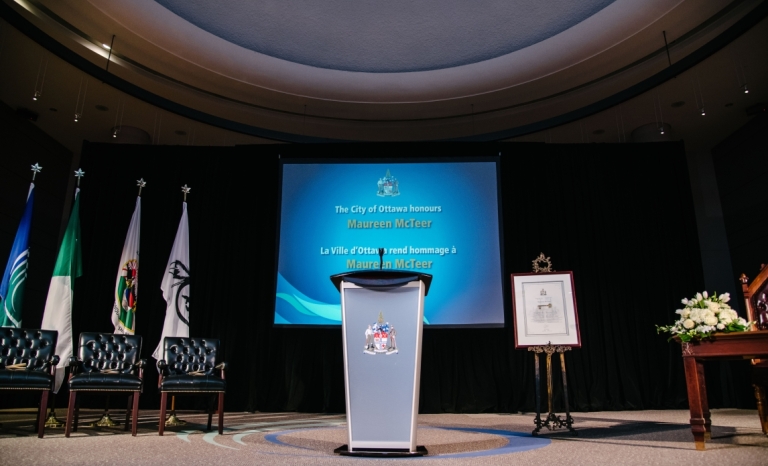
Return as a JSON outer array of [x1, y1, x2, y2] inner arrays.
[[657, 291, 749, 342]]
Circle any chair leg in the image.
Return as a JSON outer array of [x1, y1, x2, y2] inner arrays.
[[217, 392, 224, 435], [206, 395, 213, 432], [159, 392, 168, 436], [131, 390, 140, 436], [65, 391, 77, 438], [73, 394, 80, 432], [37, 390, 50, 438], [124, 393, 133, 431]]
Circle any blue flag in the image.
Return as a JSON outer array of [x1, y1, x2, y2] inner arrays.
[[0, 183, 35, 327]]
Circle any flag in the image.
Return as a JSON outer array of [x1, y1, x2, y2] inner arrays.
[[112, 196, 141, 334], [41, 189, 82, 393], [0, 183, 35, 327], [152, 202, 190, 360]]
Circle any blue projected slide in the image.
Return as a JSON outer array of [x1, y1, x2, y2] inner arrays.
[[275, 160, 504, 326]]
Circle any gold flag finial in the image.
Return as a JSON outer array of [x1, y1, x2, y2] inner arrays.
[[378, 312, 384, 323]]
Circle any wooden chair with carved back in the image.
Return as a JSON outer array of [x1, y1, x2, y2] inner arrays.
[[739, 264, 768, 435]]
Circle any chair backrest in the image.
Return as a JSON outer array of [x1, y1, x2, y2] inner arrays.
[[741, 265, 768, 330], [78, 332, 142, 373], [163, 337, 220, 375], [0, 328, 58, 371]]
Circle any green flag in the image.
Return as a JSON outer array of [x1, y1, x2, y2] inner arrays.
[[41, 189, 82, 393]]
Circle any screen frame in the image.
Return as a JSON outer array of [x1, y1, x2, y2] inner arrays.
[[273, 152, 507, 329]]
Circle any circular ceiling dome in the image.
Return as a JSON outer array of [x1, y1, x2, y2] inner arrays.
[[155, 0, 615, 73]]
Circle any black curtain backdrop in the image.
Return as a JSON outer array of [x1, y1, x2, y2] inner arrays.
[[52, 140, 752, 414]]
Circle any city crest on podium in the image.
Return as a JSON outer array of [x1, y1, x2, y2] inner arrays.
[[364, 312, 398, 355]]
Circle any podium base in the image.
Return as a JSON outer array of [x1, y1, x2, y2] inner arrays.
[[334, 445, 428, 457]]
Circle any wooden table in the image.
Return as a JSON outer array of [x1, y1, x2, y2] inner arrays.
[[678, 330, 768, 450]]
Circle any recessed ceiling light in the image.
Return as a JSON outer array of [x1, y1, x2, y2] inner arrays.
[[671, 101, 685, 108]]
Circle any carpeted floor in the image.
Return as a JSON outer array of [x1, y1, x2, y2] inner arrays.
[[0, 409, 766, 465]]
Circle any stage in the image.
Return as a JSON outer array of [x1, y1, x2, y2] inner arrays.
[[1, 409, 765, 465]]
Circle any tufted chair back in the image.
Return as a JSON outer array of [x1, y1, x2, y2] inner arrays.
[[0, 328, 58, 371], [163, 337, 220, 376], [78, 332, 142, 374]]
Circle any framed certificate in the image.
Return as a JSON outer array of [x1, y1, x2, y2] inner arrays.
[[511, 272, 581, 348]]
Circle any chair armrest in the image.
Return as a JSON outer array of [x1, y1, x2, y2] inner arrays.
[[67, 357, 81, 379], [156, 359, 167, 373], [46, 355, 60, 375], [156, 359, 167, 388], [215, 361, 227, 380], [135, 359, 147, 378]]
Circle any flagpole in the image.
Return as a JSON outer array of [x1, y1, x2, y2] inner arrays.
[[165, 184, 190, 428], [45, 168, 84, 430], [87, 172, 126, 429]]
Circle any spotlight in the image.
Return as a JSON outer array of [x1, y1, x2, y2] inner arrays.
[[700, 108, 706, 116], [74, 113, 81, 122], [112, 129, 119, 138], [32, 90, 41, 101], [743, 84, 749, 94], [659, 127, 665, 135]]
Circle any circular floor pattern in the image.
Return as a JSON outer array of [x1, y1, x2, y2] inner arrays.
[[265, 426, 550, 458]]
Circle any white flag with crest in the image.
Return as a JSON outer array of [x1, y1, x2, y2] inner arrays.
[[152, 202, 190, 360]]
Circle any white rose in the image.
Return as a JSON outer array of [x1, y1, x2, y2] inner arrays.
[[696, 293, 703, 301], [717, 323, 725, 330], [702, 291, 708, 298], [705, 316, 718, 326], [683, 309, 691, 317], [683, 319, 695, 329]]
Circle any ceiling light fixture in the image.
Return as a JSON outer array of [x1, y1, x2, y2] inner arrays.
[[653, 91, 665, 136], [102, 43, 111, 50], [692, 71, 707, 119], [73, 77, 88, 124], [743, 84, 749, 94], [32, 55, 48, 102], [112, 98, 125, 140]]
